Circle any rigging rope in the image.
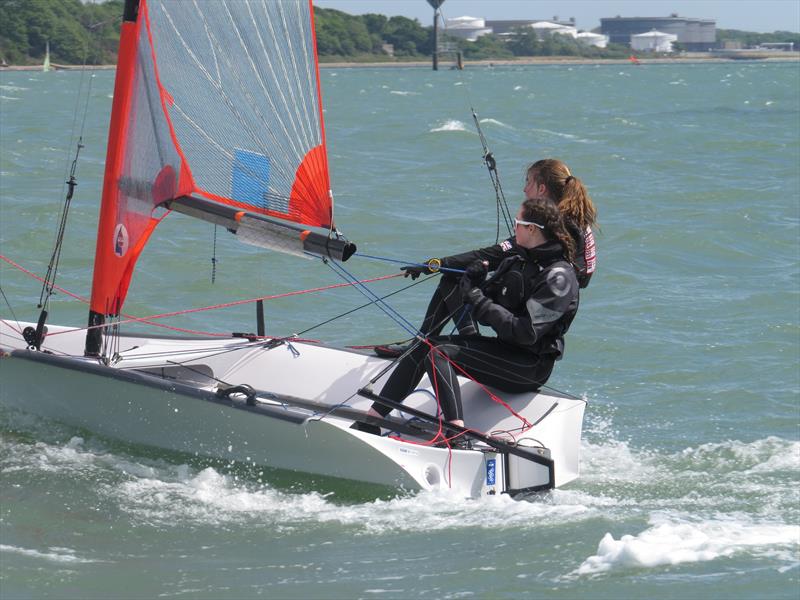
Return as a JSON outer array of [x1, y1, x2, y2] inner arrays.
[[322, 258, 419, 338], [1, 253, 403, 338], [470, 106, 515, 243], [434, 26, 514, 244], [211, 225, 218, 284], [354, 252, 465, 275], [32, 68, 96, 350]]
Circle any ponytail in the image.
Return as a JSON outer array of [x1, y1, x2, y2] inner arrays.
[[527, 159, 597, 230]]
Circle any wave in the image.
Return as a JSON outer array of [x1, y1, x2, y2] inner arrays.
[[0, 544, 104, 564], [429, 119, 472, 133], [110, 464, 600, 533], [389, 90, 421, 96], [2, 411, 798, 578], [574, 513, 799, 576], [478, 118, 512, 129], [530, 127, 595, 144]]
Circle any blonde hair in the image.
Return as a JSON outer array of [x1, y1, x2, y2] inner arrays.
[[527, 159, 597, 230]]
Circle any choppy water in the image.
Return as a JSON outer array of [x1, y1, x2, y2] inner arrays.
[[1, 61, 799, 599]]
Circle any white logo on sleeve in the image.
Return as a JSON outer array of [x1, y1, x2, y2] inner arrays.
[[547, 267, 572, 297]]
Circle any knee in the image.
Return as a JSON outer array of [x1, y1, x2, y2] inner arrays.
[[428, 344, 458, 370]]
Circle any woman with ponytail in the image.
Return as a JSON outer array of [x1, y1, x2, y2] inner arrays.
[[525, 159, 597, 288], [374, 158, 596, 359], [356, 198, 579, 443]]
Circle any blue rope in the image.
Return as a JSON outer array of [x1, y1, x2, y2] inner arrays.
[[354, 252, 465, 275], [320, 257, 419, 337]]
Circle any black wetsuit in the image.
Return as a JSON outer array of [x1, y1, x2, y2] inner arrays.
[[377, 240, 579, 422], [418, 225, 593, 342]]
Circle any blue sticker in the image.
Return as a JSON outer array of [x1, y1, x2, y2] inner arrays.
[[231, 149, 284, 212], [486, 458, 496, 486]]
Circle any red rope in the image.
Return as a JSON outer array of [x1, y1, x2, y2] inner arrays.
[[0, 318, 23, 335], [429, 346, 454, 486], [422, 337, 533, 433], [3, 253, 531, 434], [1, 254, 89, 303], [1, 253, 403, 338]]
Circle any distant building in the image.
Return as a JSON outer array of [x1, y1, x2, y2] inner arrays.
[[601, 15, 716, 51], [576, 32, 609, 48], [528, 21, 578, 39], [486, 17, 575, 36], [631, 30, 678, 53], [757, 42, 795, 51], [444, 16, 492, 41]]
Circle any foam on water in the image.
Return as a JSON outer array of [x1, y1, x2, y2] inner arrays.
[[429, 119, 472, 133], [0, 544, 102, 564], [1, 400, 798, 587], [6, 412, 797, 535], [574, 513, 799, 576], [389, 90, 420, 96], [111, 463, 599, 533]]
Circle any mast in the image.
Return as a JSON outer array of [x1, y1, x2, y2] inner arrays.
[[84, 0, 140, 357]]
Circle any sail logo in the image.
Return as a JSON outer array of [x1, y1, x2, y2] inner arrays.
[[113, 224, 129, 257]]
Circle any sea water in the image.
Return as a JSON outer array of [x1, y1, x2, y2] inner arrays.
[[0, 61, 798, 599]]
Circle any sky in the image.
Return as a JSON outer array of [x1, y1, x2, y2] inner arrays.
[[314, 1, 800, 33]]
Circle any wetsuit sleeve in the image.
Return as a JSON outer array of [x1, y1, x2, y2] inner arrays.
[[472, 265, 577, 347], [580, 226, 596, 288], [569, 223, 596, 289], [440, 238, 514, 274]]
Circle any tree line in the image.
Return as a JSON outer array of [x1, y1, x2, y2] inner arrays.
[[1, 0, 797, 66]]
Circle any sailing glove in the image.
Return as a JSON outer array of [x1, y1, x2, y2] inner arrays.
[[401, 258, 441, 280], [460, 260, 490, 313], [464, 260, 488, 286]]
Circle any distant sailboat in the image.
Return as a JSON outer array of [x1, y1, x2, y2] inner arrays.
[[42, 40, 51, 72]]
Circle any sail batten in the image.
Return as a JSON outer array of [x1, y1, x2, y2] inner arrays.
[[88, 0, 342, 324]]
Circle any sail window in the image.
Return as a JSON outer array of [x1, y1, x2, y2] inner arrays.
[[231, 149, 281, 213]]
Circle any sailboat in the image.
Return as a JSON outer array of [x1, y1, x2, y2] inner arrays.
[[42, 40, 51, 72], [0, 0, 586, 498]]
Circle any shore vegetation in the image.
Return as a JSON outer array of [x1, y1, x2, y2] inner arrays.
[[1, 1, 798, 67]]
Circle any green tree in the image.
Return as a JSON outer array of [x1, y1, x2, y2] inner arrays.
[[717, 28, 800, 48], [0, 0, 122, 65], [383, 16, 429, 56], [459, 34, 513, 60], [506, 28, 541, 56]]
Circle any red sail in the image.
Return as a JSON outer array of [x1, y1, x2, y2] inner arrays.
[[90, 0, 335, 317]]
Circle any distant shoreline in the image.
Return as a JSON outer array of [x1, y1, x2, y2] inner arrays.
[[2, 53, 798, 71], [321, 53, 800, 68]]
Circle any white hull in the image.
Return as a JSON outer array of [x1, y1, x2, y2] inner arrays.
[[0, 321, 585, 498]]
